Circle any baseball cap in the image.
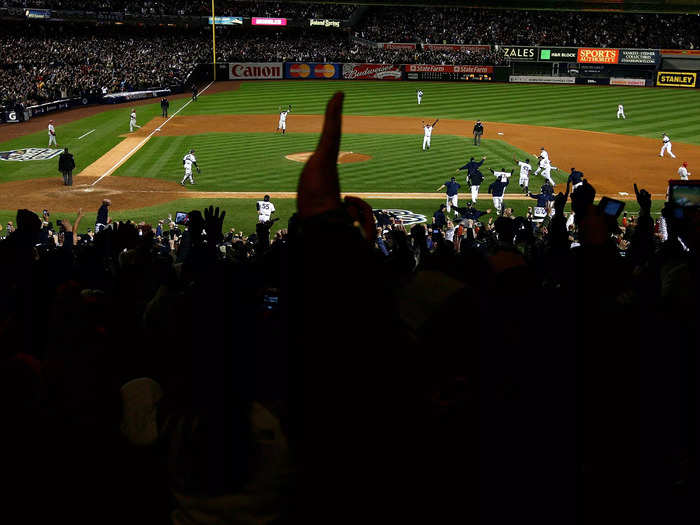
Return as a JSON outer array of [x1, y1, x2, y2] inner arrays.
[[683, 161, 688, 166], [49, 119, 54, 123]]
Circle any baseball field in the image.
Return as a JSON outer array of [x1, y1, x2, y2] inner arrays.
[[2, 79, 699, 231]]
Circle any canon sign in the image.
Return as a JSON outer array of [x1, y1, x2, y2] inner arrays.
[[229, 63, 283, 80]]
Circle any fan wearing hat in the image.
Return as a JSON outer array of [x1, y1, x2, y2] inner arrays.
[[678, 162, 690, 181], [48, 119, 57, 147]]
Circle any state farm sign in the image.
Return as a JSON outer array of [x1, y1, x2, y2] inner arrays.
[[228, 62, 283, 80], [405, 64, 493, 74], [577, 48, 619, 64]]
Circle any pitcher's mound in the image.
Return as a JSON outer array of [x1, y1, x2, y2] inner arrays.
[[285, 151, 371, 164]]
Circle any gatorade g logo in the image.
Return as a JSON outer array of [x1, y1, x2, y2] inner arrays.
[[314, 64, 336, 78]]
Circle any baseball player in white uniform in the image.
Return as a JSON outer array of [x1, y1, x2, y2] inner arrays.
[[257, 195, 276, 222], [421, 119, 438, 150], [514, 156, 532, 193], [417, 89, 423, 105], [180, 149, 199, 185], [129, 109, 141, 132], [617, 104, 626, 119], [660, 133, 676, 158], [278, 105, 291, 134], [47, 120, 57, 146], [678, 161, 690, 180]]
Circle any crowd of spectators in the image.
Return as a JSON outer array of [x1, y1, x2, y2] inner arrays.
[[1, 0, 358, 18], [1, 92, 696, 524], [357, 6, 700, 49]]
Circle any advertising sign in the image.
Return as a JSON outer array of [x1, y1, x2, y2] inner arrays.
[[25, 9, 51, 19], [343, 63, 402, 80], [379, 43, 417, 50], [208, 16, 242, 25], [656, 71, 697, 88], [510, 75, 575, 84], [405, 65, 493, 74], [577, 48, 620, 64], [610, 78, 646, 87], [228, 62, 283, 80], [309, 19, 341, 28], [251, 17, 287, 26], [539, 47, 578, 62], [285, 62, 341, 79], [499, 46, 537, 61], [619, 49, 660, 65], [422, 44, 490, 52]]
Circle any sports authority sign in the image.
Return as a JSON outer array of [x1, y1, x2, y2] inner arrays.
[[577, 48, 620, 64], [0, 148, 63, 161], [405, 64, 493, 74], [228, 62, 283, 80], [343, 63, 402, 80]]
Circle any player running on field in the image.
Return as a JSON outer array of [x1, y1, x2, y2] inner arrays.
[[513, 155, 532, 193], [436, 176, 460, 214], [678, 162, 690, 180], [660, 133, 676, 158], [278, 105, 291, 134], [617, 103, 626, 119], [181, 149, 199, 185], [129, 109, 141, 132], [417, 89, 423, 105], [421, 119, 439, 150], [257, 195, 276, 222]]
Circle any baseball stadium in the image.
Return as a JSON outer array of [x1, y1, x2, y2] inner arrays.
[[1, 1, 698, 524]]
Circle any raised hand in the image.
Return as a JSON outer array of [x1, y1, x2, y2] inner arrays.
[[553, 181, 571, 214], [203, 205, 226, 243], [297, 92, 344, 218], [633, 183, 652, 215]]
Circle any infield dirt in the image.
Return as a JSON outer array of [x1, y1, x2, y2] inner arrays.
[[2, 93, 697, 212]]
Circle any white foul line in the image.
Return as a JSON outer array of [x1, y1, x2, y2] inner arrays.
[[77, 129, 96, 140], [91, 81, 214, 186]]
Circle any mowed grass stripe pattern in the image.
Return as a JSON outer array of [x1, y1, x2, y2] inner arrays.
[[0, 98, 196, 183], [116, 132, 564, 193], [191, 81, 700, 144]]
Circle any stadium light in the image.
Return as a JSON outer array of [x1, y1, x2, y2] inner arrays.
[[211, 0, 217, 81]]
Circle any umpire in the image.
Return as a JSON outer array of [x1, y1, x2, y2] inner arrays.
[[58, 148, 75, 186], [160, 97, 169, 117], [473, 120, 484, 146]]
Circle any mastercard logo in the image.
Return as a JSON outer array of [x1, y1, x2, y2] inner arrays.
[[314, 63, 336, 78], [289, 63, 310, 78]]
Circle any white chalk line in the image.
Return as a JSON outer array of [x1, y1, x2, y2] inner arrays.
[[91, 81, 214, 186], [77, 129, 96, 140]]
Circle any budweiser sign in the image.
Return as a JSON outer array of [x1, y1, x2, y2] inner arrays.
[[577, 48, 620, 64], [228, 62, 283, 80], [405, 64, 493, 74], [343, 63, 402, 80]]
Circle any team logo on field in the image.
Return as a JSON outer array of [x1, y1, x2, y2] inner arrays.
[[374, 208, 427, 226], [0, 148, 63, 161]]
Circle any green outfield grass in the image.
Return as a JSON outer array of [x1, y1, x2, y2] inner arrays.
[[188, 81, 700, 144], [1, 81, 697, 213], [117, 132, 566, 192], [0, 199, 665, 236]]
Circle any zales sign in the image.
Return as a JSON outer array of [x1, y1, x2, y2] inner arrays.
[[499, 46, 536, 60]]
